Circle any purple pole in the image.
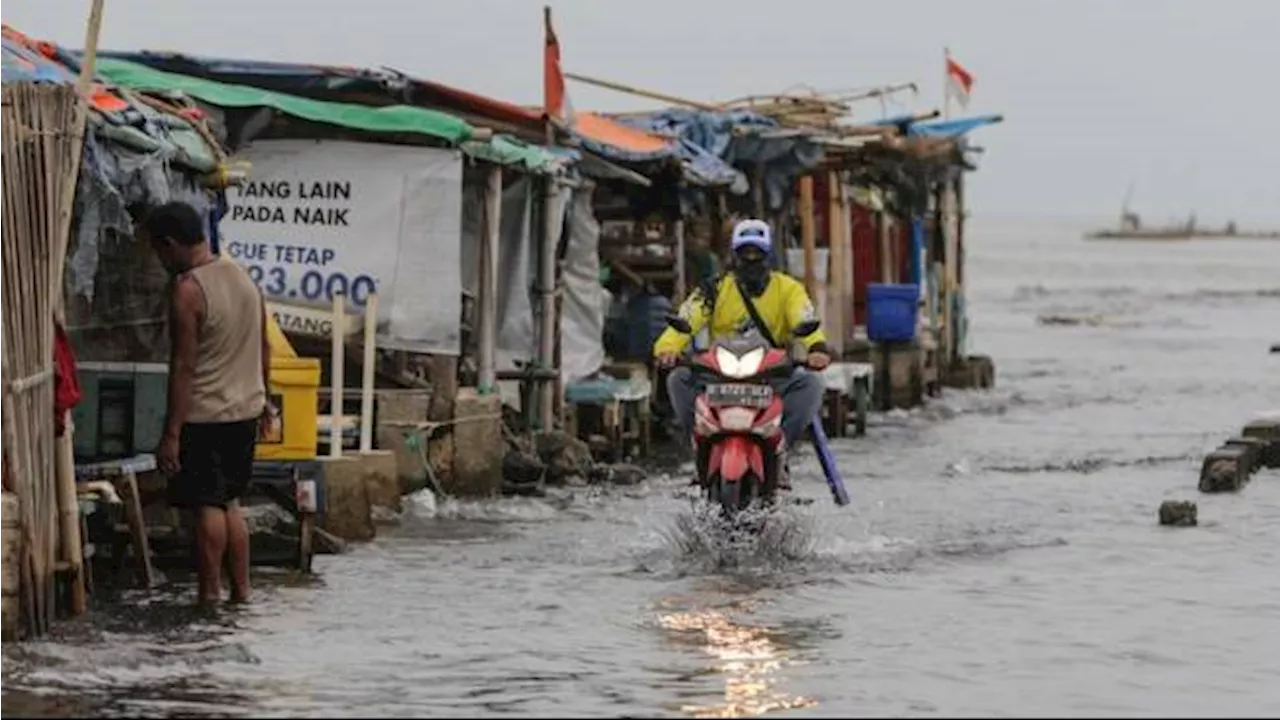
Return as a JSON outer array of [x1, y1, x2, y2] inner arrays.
[[809, 416, 850, 506]]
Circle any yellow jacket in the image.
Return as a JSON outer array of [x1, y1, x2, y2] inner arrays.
[[653, 272, 827, 356]]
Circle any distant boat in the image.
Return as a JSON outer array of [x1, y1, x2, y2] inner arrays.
[[1085, 187, 1280, 240]]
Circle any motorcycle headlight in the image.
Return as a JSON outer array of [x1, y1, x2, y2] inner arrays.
[[715, 347, 765, 379]]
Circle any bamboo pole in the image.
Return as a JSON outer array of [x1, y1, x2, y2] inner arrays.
[[50, 0, 105, 621], [329, 292, 345, 459], [2, 83, 75, 637], [561, 71, 718, 111], [879, 211, 895, 284], [798, 176, 817, 300], [358, 293, 378, 453], [537, 180, 558, 431], [840, 181, 856, 346], [826, 171, 846, 358], [477, 164, 502, 394]]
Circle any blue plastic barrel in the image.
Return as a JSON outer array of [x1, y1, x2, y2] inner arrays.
[[866, 283, 920, 342]]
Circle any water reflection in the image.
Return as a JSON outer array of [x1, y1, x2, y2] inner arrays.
[[657, 599, 817, 718]]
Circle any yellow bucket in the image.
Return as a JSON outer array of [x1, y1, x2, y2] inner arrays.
[[256, 356, 321, 461]]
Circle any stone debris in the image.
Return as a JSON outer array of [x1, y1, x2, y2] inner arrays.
[[1158, 500, 1197, 527], [1199, 446, 1250, 493], [501, 420, 654, 496]]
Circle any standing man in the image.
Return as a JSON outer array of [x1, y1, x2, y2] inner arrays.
[[145, 200, 272, 607]]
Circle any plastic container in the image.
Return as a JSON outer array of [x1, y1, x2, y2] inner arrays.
[[866, 283, 921, 342], [256, 356, 321, 461], [624, 293, 673, 360]]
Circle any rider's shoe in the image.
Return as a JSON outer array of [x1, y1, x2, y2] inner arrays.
[[777, 455, 792, 491]]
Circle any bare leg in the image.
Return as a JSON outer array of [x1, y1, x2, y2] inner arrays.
[[224, 500, 251, 603], [194, 507, 228, 605]]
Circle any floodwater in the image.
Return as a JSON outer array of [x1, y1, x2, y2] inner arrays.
[[5, 217, 1280, 718]]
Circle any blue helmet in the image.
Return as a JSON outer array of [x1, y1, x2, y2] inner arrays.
[[730, 219, 772, 255]]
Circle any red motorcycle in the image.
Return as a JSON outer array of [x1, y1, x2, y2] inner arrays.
[[666, 315, 820, 518]]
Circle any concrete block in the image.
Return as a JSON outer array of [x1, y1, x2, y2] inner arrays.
[[376, 390, 431, 424], [318, 457, 375, 542], [1223, 437, 1266, 475], [357, 450, 400, 514], [944, 355, 995, 390], [873, 341, 924, 410], [448, 388, 503, 498], [1242, 418, 1280, 468], [1199, 446, 1251, 493], [1158, 500, 1198, 527], [376, 424, 426, 496]]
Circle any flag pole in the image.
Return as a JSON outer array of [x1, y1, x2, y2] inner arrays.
[[943, 46, 951, 121]]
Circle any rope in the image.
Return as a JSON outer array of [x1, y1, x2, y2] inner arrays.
[[389, 412, 509, 499], [379, 412, 506, 435]]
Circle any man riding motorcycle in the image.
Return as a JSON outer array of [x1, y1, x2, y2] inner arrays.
[[654, 218, 831, 489]]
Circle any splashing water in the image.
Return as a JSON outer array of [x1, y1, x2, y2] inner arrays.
[[650, 499, 819, 578]]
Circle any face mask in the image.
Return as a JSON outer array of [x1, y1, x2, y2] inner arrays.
[[734, 255, 770, 296]]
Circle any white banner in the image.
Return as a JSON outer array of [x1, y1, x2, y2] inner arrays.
[[221, 139, 463, 355]]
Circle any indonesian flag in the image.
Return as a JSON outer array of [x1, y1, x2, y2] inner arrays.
[[543, 7, 576, 127], [945, 51, 974, 109]]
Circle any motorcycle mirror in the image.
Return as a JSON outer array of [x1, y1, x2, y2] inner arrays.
[[794, 319, 821, 337], [666, 313, 693, 335]]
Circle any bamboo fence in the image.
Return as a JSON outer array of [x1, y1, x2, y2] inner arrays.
[[2, 82, 83, 638]]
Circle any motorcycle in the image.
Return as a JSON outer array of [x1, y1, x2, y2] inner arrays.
[[664, 314, 822, 520]]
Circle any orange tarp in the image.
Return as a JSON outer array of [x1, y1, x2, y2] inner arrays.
[[570, 111, 672, 156]]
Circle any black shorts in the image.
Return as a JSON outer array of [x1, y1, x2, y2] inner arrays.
[[168, 419, 258, 510]]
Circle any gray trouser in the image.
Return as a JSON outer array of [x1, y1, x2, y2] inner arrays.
[[666, 365, 825, 449]]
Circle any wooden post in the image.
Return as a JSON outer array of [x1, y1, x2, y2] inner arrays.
[[329, 291, 345, 459], [879, 210, 894, 284], [49, 0, 106, 624], [826, 171, 846, 358], [359, 293, 378, 453], [115, 470, 154, 588], [55, 417, 85, 616], [943, 174, 959, 363], [477, 164, 502, 394], [799, 175, 817, 300], [537, 178, 558, 431]]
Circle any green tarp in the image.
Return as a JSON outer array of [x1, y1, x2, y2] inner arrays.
[[94, 57, 474, 145], [460, 134, 564, 175]]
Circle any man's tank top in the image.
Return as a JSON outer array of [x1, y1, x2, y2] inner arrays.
[[184, 256, 266, 424]]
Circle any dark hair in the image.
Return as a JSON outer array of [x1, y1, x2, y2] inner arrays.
[[143, 201, 206, 247]]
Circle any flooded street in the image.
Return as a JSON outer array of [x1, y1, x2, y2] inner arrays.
[[5, 218, 1280, 718]]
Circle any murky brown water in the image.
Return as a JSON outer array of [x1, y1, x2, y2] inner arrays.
[[5, 218, 1280, 718]]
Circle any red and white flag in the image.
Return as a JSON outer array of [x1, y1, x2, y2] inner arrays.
[[543, 7, 576, 127], [945, 51, 974, 110]]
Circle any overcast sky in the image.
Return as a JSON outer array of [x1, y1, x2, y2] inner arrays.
[[7, 0, 1280, 227]]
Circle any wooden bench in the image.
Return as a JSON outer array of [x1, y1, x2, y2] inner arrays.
[[563, 368, 652, 462], [75, 454, 156, 589]]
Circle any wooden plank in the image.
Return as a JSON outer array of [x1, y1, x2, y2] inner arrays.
[[114, 471, 155, 588], [799, 176, 817, 300]]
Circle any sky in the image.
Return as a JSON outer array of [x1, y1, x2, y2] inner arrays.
[[6, 0, 1280, 228]]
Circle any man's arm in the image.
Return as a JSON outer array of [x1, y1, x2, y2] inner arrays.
[[260, 292, 272, 399], [785, 282, 829, 352], [653, 286, 711, 356], [162, 276, 203, 442]]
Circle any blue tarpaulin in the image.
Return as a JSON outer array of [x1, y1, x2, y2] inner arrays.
[[617, 107, 826, 205], [871, 113, 1004, 139], [907, 114, 1003, 138], [2, 33, 76, 84]]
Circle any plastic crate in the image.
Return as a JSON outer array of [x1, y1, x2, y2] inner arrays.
[[866, 283, 920, 342]]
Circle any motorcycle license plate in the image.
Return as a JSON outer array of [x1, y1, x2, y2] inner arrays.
[[706, 383, 773, 408]]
